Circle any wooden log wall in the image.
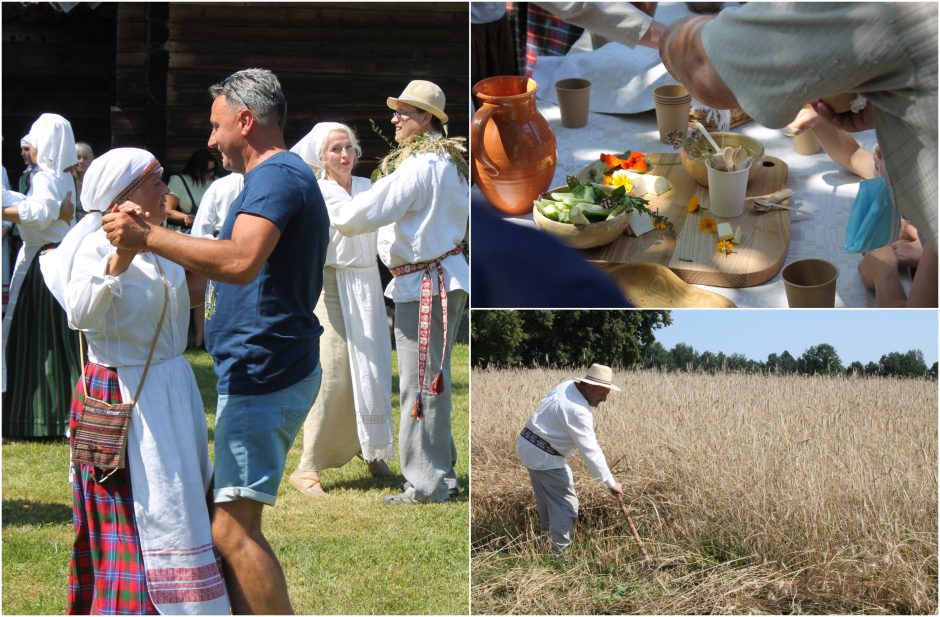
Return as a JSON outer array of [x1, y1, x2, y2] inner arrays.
[[127, 2, 469, 177], [3, 2, 468, 182], [1, 2, 117, 182]]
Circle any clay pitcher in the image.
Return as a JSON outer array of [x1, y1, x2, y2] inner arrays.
[[472, 76, 557, 215]]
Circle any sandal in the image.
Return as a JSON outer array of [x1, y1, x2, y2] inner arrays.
[[289, 471, 327, 498]]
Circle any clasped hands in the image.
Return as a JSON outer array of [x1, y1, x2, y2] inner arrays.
[[102, 202, 153, 273]]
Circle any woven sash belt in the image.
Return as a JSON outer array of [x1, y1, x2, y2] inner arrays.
[[390, 244, 464, 419], [520, 426, 563, 457]]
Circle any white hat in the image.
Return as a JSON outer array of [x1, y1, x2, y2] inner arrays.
[[574, 363, 620, 392], [387, 80, 448, 125]]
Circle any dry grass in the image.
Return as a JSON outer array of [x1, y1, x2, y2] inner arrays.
[[471, 368, 938, 614]]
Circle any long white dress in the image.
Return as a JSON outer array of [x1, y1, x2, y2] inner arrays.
[[297, 175, 393, 471], [65, 230, 230, 614]]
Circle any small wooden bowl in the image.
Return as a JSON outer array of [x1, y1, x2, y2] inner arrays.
[[681, 132, 764, 187], [532, 185, 632, 249]]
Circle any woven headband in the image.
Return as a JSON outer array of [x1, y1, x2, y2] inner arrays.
[[110, 159, 162, 209]]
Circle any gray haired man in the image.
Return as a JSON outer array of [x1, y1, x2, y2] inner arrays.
[[517, 363, 624, 553], [104, 68, 329, 614]]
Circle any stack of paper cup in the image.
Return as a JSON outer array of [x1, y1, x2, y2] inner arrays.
[[653, 84, 691, 143]]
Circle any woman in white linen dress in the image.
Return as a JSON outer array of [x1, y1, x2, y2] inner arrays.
[[39, 148, 230, 615], [1, 112, 80, 437], [287, 122, 394, 497]]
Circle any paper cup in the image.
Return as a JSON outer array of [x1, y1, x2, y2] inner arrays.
[[653, 84, 689, 101], [654, 98, 690, 143], [782, 259, 839, 308], [792, 130, 822, 155], [705, 160, 749, 217], [555, 78, 591, 128]]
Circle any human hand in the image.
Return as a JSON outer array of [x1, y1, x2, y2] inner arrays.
[[184, 214, 194, 228], [872, 146, 884, 177], [811, 99, 874, 133], [102, 202, 152, 252], [785, 106, 818, 136], [858, 245, 900, 290], [609, 480, 624, 496], [58, 191, 74, 222]]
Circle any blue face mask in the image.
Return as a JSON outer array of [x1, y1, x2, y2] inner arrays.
[[844, 176, 901, 253]]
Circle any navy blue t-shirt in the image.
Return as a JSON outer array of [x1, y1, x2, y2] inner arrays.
[[204, 151, 329, 395]]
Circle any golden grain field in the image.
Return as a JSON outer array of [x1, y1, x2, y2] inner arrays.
[[471, 368, 938, 614]]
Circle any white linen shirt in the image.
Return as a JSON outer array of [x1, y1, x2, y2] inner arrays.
[[320, 176, 378, 268], [190, 173, 243, 239], [17, 169, 74, 247], [517, 380, 616, 488], [65, 230, 189, 368], [329, 146, 469, 303]]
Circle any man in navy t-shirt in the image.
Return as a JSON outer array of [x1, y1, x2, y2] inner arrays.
[[103, 68, 328, 615]]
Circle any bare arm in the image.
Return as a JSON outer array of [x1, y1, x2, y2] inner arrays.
[[164, 194, 194, 228], [659, 15, 738, 109], [2, 206, 20, 223], [102, 206, 280, 285]]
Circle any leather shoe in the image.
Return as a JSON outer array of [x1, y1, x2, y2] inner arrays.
[[367, 459, 391, 477]]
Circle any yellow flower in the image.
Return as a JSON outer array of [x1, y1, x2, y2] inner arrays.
[[698, 215, 717, 233], [653, 219, 669, 230], [717, 240, 734, 256], [687, 195, 700, 213], [607, 169, 634, 192]]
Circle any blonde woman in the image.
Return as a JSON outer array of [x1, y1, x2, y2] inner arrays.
[[288, 122, 393, 496]]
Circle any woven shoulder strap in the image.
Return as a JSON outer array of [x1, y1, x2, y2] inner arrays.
[[79, 256, 170, 405]]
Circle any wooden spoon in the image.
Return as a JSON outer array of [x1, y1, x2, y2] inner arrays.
[[722, 147, 735, 171], [752, 199, 813, 215], [733, 147, 748, 171], [692, 121, 722, 154]]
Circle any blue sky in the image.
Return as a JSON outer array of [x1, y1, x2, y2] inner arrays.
[[654, 310, 938, 366]]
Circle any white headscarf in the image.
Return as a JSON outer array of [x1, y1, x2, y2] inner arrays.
[[26, 113, 78, 174], [290, 122, 358, 179], [40, 148, 161, 310]]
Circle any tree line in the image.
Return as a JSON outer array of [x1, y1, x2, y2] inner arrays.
[[472, 311, 937, 379]]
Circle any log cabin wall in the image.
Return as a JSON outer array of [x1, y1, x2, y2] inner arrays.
[[127, 1, 469, 178], [4, 2, 469, 181], [1, 2, 118, 182]]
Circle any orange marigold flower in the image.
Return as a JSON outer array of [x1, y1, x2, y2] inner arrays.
[[698, 215, 717, 233], [687, 195, 700, 213], [717, 239, 734, 256], [654, 219, 669, 230]]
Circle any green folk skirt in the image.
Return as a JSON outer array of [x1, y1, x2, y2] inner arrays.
[[2, 245, 82, 438]]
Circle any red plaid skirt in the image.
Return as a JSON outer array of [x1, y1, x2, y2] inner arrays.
[[68, 362, 158, 615]]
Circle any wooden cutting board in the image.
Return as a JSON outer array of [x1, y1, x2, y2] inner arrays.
[[579, 153, 790, 288]]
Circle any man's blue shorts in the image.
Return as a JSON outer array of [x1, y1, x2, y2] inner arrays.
[[213, 365, 322, 505]]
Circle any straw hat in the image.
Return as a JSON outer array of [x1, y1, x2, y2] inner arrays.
[[574, 363, 621, 392], [387, 80, 449, 125]]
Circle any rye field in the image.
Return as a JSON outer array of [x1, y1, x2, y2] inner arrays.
[[471, 368, 938, 614]]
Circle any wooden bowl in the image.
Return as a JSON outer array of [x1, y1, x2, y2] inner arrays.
[[680, 132, 765, 187], [532, 185, 632, 249]]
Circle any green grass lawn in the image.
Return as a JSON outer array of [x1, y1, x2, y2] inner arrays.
[[2, 343, 469, 615]]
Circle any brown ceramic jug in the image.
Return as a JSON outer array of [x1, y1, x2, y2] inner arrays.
[[472, 76, 557, 215]]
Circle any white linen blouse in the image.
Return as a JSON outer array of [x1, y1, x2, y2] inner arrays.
[[17, 169, 74, 247], [319, 175, 378, 268], [329, 148, 469, 303], [65, 230, 189, 368], [517, 380, 616, 488]]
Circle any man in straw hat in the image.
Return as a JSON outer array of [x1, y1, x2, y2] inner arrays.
[[517, 363, 624, 553], [329, 80, 469, 504]]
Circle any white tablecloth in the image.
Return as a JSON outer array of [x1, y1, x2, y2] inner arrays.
[[484, 2, 907, 308]]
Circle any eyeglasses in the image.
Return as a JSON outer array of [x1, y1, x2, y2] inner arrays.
[[223, 75, 253, 114], [393, 108, 425, 121]]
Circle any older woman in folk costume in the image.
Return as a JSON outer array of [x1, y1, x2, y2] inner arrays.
[[330, 81, 469, 504], [39, 148, 230, 615], [1, 113, 81, 438], [286, 122, 394, 497]]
